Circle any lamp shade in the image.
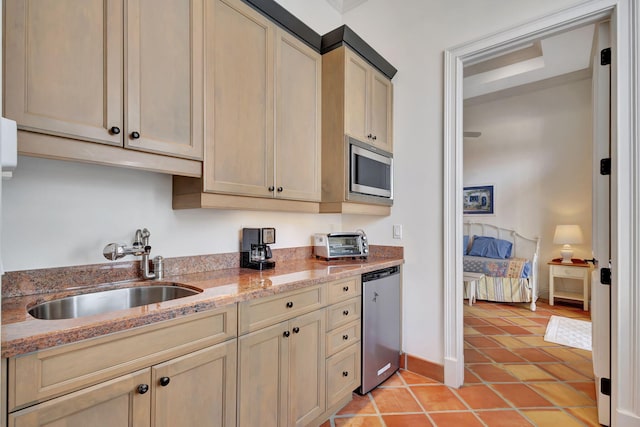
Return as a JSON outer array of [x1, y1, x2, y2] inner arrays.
[[553, 225, 584, 245]]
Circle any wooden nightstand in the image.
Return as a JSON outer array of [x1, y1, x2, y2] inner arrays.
[[548, 261, 593, 311]]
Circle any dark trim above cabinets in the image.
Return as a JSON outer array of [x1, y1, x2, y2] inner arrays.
[[242, 0, 322, 51], [241, 0, 397, 79], [321, 25, 397, 79]]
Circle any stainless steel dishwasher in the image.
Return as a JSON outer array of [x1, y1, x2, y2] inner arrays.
[[358, 265, 401, 394]]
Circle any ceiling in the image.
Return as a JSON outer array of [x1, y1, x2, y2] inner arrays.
[[324, 0, 370, 13]]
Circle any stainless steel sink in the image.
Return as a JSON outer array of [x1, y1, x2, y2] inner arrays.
[[28, 284, 201, 320]]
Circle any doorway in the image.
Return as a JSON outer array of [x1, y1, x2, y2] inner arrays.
[[444, 1, 640, 425]]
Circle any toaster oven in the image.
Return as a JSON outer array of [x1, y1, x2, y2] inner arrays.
[[313, 231, 369, 260]]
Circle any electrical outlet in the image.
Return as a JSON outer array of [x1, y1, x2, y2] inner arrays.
[[393, 224, 402, 239]]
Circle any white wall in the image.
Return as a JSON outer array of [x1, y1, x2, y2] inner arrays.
[[464, 78, 593, 297], [1, 0, 583, 366]]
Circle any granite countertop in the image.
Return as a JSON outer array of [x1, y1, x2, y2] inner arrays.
[[1, 255, 402, 358]]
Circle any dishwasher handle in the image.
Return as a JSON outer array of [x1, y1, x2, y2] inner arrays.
[[362, 265, 400, 282]]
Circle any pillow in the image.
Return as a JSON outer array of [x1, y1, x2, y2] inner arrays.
[[463, 235, 470, 255], [467, 235, 513, 259]]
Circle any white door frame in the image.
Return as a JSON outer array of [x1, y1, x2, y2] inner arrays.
[[443, 1, 640, 425]]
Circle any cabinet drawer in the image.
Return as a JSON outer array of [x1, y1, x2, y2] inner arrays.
[[327, 276, 361, 304], [326, 344, 361, 408], [238, 285, 325, 335], [8, 305, 237, 411], [552, 266, 587, 279], [326, 320, 361, 356], [327, 297, 361, 331]]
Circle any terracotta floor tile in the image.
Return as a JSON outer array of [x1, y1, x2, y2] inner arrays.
[[530, 383, 595, 406], [411, 385, 466, 411], [569, 361, 596, 379], [503, 364, 555, 381], [464, 348, 491, 363], [319, 421, 331, 427], [508, 317, 541, 327], [528, 326, 547, 335], [517, 336, 555, 347], [533, 317, 552, 325], [468, 364, 519, 382], [480, 348, 526, 363], [484, 317, 513, 326], [512, 348, 559, 362], [334, 416, 384, 427], [370, 387, 422, 413], [476, 410, 534, 426], [539, 363, 591, 381], [456, 384, 511, 409], [382, 413, 433, 427], [473, 325, 506, 335], [464, 368, 482, 384], [379, 372, 404, 387], [566, 407, 601, 427], [428, 411, 484, 427], [542, 347, 591, 362], [337, 393, 377, 415], [520, 409, 585, 427], [399, 369, 438, 385], [465, 317, 491, 326], [491, 335, 527, 348], [498, 325, 534, 335], [465, 335, 500, 348], [464, 326, 481, 335], [567, 381, 597, 401], [491, 384, 553, 408]]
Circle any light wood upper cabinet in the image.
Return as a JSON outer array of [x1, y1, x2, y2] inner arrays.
[[4, 0, 123, 146], [8, 369, 151, 427], [203, 0, 321, 202], [344, 48, 393, 152], [125, 0, 204, 159], [4, 0, 204, 163]]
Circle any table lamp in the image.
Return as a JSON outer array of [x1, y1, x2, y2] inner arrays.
[[553, 225, 583, 264]]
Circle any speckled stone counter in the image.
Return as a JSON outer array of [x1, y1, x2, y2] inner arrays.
[[1, 246, 403, 358]]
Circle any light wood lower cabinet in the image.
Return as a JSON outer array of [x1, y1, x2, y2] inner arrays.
[[238, 309, 325, 427]]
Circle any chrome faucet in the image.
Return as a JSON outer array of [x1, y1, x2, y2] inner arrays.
[[103, 228, 164, 280]]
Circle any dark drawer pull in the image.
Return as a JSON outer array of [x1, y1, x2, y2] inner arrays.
[[343, 286, 349, 292], [293, 326, 300, 334], [343, 310, 349, 316], [283, 330, 290, 338], [342, 371, 349, 377], [342, 334, 349, 340], [110, 126, 121, 135], [159, 377, 170, 387], [137, 384, 149, 394], [286, 301, 294, 308]]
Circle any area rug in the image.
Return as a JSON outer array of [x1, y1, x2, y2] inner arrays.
[[544, 315, 592, 351]]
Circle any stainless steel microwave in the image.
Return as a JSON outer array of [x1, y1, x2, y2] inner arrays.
[[347, 136, 393, 205]]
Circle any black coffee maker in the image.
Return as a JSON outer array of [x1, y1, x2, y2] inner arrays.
[[241, 228, 276, 270]]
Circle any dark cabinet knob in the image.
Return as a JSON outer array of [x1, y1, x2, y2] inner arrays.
[[342, 334, 349, 340], [367, 133, 373, 139], [159, 377, 170, 387], [268, 186, 275, 192], [286, 301, 293, 308], [343, 310, 349, 316], [110, 126, 121, 135], [372, 135, 377, 141], [342, 371, 349, 377], [131, 131, 140, 139], [137, 384, 149, 394], [343, 286, 349, 292], [277, 187, 283, 192], [283, 330, 290, 338], [293, 326, 300, 334]]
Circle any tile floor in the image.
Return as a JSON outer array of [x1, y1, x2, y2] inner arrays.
[[321, 300, 598, 426]]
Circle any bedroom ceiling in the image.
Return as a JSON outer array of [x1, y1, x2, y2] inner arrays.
[[324, 0, 369, 13], [463, 24, 596, 101]]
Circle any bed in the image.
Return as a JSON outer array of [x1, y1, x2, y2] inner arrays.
[[463, 222, 540, 311]]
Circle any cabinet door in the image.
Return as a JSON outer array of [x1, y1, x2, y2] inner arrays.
[[369, 70, 393, 152], [238, 321, 289, 427], [126, 0, 204, 159], [289, 310, 326, 426], [8, 369, 150, 427], [4, 0, 123, 146], [275, 29, 322, 202], [344, 49, 369, 142], [203, 0, 275, 197], [152, 340, 237, 427]]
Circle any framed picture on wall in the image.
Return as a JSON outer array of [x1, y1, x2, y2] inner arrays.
[[463, 185, 494, 215]]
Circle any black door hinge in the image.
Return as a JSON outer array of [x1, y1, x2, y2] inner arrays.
[[600, 158, 611, 175], [601, 378, 611, 396], [601, 48, 611, 65], [601, 268, 611, 285]]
